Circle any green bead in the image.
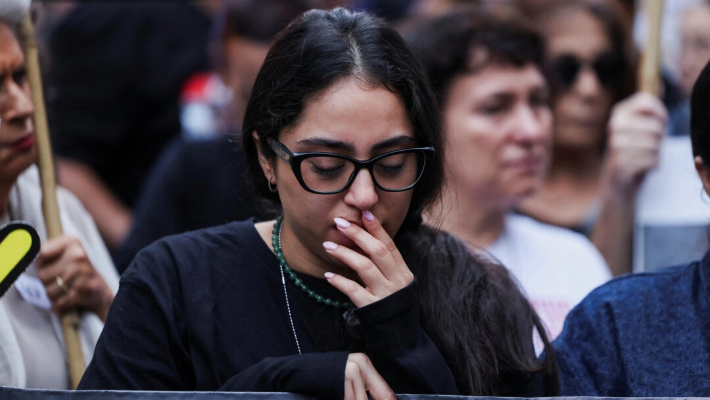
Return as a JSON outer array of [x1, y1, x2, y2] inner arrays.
[[273, 213, 347, 308]]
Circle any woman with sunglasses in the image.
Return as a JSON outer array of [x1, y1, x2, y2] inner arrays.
[[518, 0, 668, 276], [79, 8, 557, 399]]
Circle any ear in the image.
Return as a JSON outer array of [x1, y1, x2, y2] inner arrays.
[[694, 156, 710, 197], [253, 131, 276, 183]]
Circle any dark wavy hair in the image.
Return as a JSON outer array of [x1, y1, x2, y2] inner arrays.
[[242, 8, 557, 395], [402, 5, 544, 109]]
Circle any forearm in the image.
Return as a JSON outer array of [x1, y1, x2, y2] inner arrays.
[[56, 158, 131, 250], [590, 187, 635, 276], [355, 281, 459, 395]]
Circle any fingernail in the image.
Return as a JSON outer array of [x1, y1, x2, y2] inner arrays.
[[334, 217, 350, 229], [362, 210, 375, 222], [323, 241, 338, 250], [324, 272, 335, 279]]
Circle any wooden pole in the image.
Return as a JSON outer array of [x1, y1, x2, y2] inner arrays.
[[18, 11, 86, 390], [638, 0, 665, 94]]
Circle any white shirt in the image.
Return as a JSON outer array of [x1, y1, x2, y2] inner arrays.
[[486, 214, 611, 342], [0, 165, 119, 389]]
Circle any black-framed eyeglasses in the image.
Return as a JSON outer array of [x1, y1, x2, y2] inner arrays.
[[267, 138, 435, 195], [547, 51, 626, 89]]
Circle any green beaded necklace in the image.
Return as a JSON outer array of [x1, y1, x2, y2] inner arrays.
[[273, 215, 352, 309]]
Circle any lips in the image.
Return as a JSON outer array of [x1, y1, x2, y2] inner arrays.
[[4, 134, 35, 151], [506, 156, 542, 170], [334, 229, 357, 248]]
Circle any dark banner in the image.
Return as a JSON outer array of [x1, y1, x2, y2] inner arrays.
[[1, 389, 704, 400]]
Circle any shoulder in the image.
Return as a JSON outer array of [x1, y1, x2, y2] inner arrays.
[[573, 261, 699, 315], [507, 214, 593, 248], [122, 219, 268, 287], [506, 214, 608, 268]]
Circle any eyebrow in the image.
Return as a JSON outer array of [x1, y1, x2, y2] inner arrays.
[[296, 135, 416, 152]]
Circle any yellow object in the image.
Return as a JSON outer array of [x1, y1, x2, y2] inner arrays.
[[0, 229, 32, 285]]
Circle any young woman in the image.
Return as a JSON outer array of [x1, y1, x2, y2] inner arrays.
[[518, 0, 668, 276], [551, 56, 710, 397], [404, 7, 610, 343], [79, 8, 557, 398]]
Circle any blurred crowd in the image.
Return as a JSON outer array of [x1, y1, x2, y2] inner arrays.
[[2, 0, 710, 396]]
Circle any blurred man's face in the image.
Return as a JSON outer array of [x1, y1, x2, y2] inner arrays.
[[0, 22, 36, 186], [222, 36, 269, 124], [680, 3, 710, 97]]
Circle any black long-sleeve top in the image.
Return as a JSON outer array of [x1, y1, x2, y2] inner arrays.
[[79, 220, 458, 398]]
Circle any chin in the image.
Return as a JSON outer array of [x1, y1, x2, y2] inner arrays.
[[508, 182, 541, 204], [555, 129, 604, 150]]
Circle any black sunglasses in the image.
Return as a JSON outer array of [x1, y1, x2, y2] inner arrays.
[[267, 138, 435, 195], [547, 52, 626, 90]]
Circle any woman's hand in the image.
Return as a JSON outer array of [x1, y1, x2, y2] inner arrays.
[[324, 210, 414, 308], [36, 236, 114, 321], [344, 353, 395, 400], [605, 92, 668, 198]]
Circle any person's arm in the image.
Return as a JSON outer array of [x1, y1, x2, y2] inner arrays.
[[354, 281, 459, 395], [78, 274, 353, 395], [591, 92, 667, 276], [56, 158, 131, 251], [79, 250, 394, 400], [324, 212, 459, 395]]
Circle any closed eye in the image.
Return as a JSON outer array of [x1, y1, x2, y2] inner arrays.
[[375, 163, 405, 175]]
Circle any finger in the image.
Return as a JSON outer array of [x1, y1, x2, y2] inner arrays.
[[619, 92, 668, 122], [325, 271, 376, 308], [324, 239, 388, 291], [37, 236, 77, 265], [37, 251, 82, 286], [348, 363, 367, 400], [361, 211, 405, 266], [45, 279, 66, 302], [52, 289, 78, 315], [334, 217, 399, 279], [344, 373, 356, 400], [632, 92, 668, 121], [355, 356, 395, 400], [610, 121, 665, 141], [611, 133, 662, 152]]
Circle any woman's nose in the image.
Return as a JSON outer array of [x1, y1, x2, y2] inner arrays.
[[572, 66, 603, 99], [511, 105, 551, 144], [343, 169, 379, 210]]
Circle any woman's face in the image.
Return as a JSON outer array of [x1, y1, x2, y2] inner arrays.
[[680, 3, 710, 98], [0, 23, 36, 186], [258, 78, 415, 271], [443, 62, 552, 207], [545, 9, 614, 150]]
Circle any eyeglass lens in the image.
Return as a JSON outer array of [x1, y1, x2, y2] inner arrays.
[[300, 151, 424, 193], [550, 52, 625, 89]]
